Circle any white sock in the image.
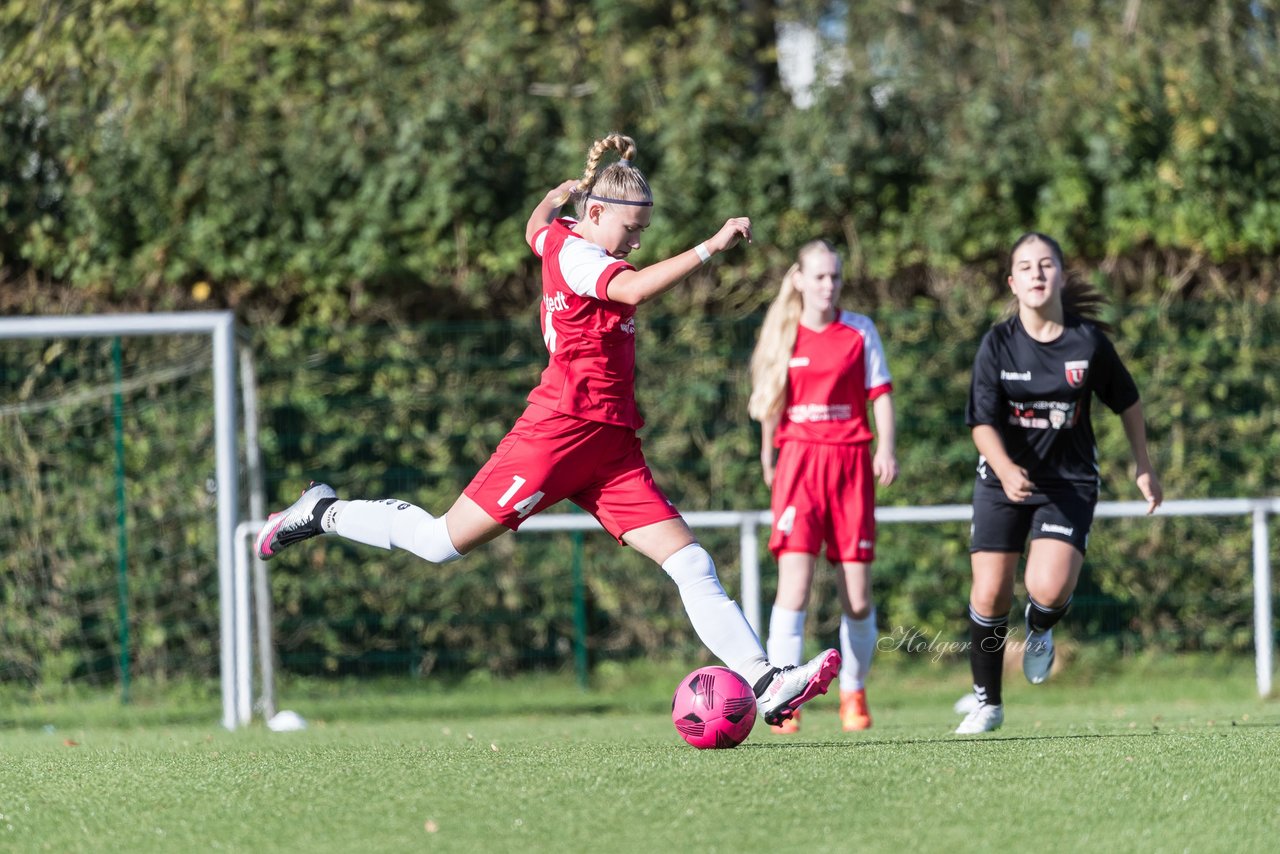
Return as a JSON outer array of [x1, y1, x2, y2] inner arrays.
[[333, 499, 461, 563], [661, 543, 771, 686], [766, 605, 806, 669], [839, 608, 877, 691]]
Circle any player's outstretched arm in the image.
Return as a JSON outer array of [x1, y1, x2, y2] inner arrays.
[[525, 180, 581, 248], [1119, 400, 1163, 514], [607, 217, 752, 306]]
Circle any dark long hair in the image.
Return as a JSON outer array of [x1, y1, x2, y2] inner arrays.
[[1006, 232, 1112, 333]]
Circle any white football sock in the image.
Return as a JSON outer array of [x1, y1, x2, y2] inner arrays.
[[333, 499, 461, 563], [839, 608, 877, 691], [766, 605, 806, 669], [661, 543, 771, 686]]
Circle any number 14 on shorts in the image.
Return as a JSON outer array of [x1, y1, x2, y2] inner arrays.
[[497, 475, 545, 518]]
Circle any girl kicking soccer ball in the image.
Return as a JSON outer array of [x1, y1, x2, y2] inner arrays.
[[258, 132, 839, 726]]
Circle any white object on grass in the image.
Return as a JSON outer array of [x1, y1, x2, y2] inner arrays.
[[267, 710, 307, 732]]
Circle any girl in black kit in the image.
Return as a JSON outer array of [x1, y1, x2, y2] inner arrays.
[[954, 233, 1163, 735]]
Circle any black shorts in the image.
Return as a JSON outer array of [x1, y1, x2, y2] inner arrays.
[[969, 479, 1097, 555]]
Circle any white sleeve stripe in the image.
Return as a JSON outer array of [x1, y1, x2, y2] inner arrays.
[[840, 310, 892, 389], [558, 236, 633, 298], [594, 263, 631, 299]]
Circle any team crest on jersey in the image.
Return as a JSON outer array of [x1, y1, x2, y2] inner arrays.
[[1064, 360, 1089, 388]]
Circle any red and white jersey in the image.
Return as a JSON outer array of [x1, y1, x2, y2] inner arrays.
[[775, 310, 893, 445], [526, 217, 643, 428]]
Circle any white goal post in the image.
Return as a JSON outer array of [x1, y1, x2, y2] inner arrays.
[[0, 312, 244, 730]]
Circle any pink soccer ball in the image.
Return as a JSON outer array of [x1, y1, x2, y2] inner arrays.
[[671, 666, 758, 749]]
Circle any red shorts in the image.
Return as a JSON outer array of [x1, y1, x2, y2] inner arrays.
[[463, 403, 681, 542], [768, 440, 876, 563]]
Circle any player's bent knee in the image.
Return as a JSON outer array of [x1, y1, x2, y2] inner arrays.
[[389, 505, 462, 564], [661, 543, 718, 586], [413, 514, 463, 564]]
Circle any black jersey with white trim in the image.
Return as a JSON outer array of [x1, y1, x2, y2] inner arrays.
[[965, 314, 1139, 488]]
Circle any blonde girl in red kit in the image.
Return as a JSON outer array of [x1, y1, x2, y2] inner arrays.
[[748, 240, 897, 733], [258, 133, 840, 726]]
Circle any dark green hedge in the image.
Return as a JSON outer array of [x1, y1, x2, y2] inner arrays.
[[2, 1, 1279, 320], [2, 1, 1278, 684], [250, 299, 1278, 677], [1, 300, 1275, 686]]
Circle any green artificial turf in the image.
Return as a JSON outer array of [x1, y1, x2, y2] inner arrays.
[[1, 655, 1275, 853]]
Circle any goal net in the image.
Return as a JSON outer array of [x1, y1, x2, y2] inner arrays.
[[0, 313, 244, 728]]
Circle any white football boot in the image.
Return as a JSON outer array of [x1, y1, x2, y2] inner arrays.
[[756, 649, 841, 727], [954, 702, 1004, 734], [1022, 604, 1056, 685], [256, 482, 337, 560]]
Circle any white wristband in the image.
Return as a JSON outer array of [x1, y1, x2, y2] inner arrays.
[[694, 243, 712, 263]]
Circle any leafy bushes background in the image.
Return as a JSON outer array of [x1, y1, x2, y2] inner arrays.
[[3, 2, 1278, 318], [1, 1, 1278, 682], [250, 298, 1277, 677]]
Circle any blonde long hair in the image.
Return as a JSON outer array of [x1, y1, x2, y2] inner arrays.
[[554, 132, 653, 213], [748, 240, 839, 422]]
